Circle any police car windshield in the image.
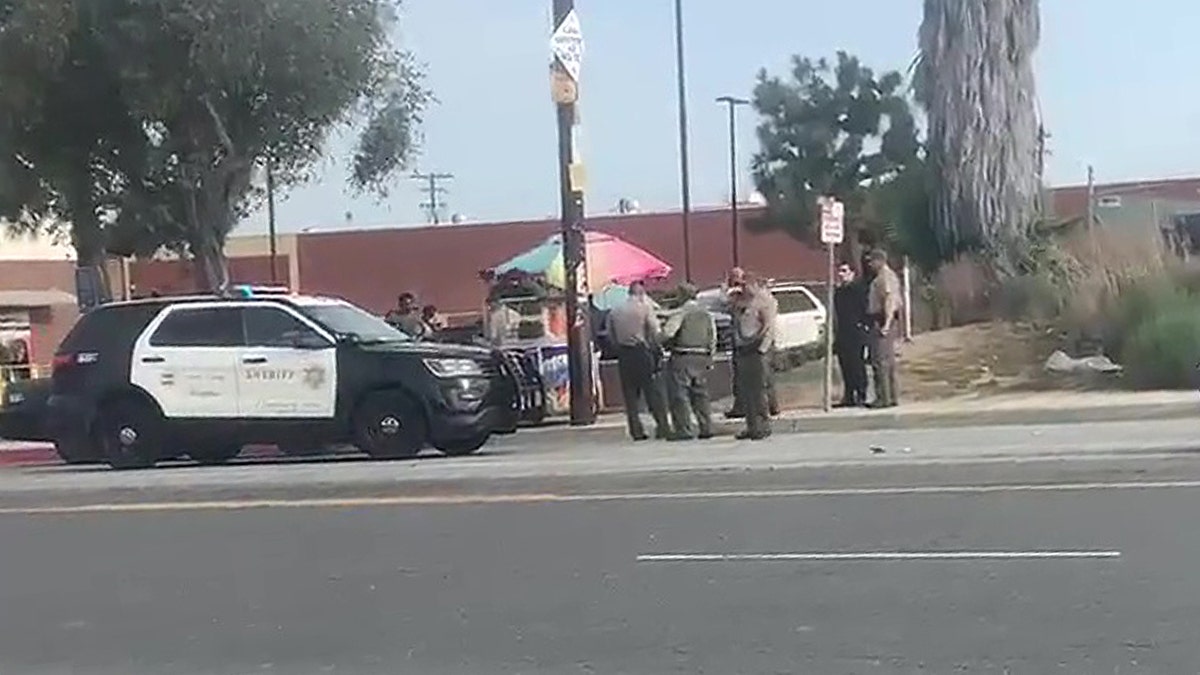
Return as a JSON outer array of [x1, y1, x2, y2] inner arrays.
[[299, 303, 410, 343]]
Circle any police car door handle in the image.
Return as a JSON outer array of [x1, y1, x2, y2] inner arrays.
[[242, 356, 268, 364], [141, 356, 165, 364]]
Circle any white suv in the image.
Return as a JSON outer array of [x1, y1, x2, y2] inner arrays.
[[696, 282, 827, 351]]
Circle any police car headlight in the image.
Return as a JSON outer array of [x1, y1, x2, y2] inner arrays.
[[424, 358, 484, 378]]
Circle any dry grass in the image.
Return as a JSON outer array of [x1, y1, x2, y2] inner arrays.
[[766, 225, 1189, 407], [768, 321, 1065, 409]]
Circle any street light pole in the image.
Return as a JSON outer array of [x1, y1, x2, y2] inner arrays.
[[266, 161, 278, 284], [673, 0, 693, 282], [551, 0, 596, 426], [716, 95, 749, 268]]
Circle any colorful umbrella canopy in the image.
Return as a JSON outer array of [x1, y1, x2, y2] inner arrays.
[[590, 284, 663, 312], [489, 231, 672, 292]]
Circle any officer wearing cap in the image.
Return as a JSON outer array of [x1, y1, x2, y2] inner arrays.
[[662, 283, 716, 440]]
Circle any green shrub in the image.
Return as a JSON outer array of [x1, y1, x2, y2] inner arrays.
[[1121, 305, 1200, 390], [1102, 280, 1196, 359]]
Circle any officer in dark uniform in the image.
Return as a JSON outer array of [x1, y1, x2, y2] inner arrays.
[[662, 283, 716, 440], [833, 260, 870, 407]]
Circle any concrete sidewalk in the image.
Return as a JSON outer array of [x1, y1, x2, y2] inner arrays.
[[2, 418, 1200, 503], [529, 390, 1200, 438], [2, 390, 1196, 468]]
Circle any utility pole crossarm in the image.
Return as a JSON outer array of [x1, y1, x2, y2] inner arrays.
[[412, 171, 454, 224]]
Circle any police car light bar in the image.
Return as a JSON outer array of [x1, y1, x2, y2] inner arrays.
[[230, 285, 291, 298]]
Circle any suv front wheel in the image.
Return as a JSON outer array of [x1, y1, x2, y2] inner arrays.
[[96, 397, 164, 470], [352, 391, 427, 460], [434, 434, 489, 457]]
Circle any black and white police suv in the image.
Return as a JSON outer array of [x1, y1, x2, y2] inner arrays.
[[46, 288, 523, 469]]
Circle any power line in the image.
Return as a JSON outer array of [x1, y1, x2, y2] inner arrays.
[[412, 171, 454, 224]]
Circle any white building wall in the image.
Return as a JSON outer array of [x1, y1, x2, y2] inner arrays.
[[0, 227, 75, 262]]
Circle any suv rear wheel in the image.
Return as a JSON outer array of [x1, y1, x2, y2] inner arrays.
[[96, 397, 163, 470], [352, 391, 426, 460]]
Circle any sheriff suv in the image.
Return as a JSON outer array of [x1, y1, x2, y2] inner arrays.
[[46, 288, 522, 469]]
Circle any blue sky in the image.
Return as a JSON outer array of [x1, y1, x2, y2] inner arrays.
[[245, 0, 1200, 234]]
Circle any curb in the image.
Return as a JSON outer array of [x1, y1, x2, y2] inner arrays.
[[528, 401, 1199, 440]]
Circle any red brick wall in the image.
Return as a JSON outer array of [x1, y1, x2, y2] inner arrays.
[[296, 209, 827, 315], [0, 260, 78, 366], [27, 304, 77, 366], [129, 255, 290, 295]]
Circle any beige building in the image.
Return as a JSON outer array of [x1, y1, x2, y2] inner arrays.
[[0, 228, 79, 372]]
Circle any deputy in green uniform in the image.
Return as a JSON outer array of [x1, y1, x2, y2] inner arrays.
[[662, 283, 716, 440]]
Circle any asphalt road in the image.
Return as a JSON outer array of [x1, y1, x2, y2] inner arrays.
[[4, 461, 1200, 673]]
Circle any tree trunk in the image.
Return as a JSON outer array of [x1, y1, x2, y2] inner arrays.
[[186, 188, 232, 292], [917, 0, 1042, 272], [190, 229, 229, 292], [67, 175, 106, 269]]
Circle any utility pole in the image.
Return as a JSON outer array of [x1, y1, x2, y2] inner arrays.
[[1086, 165, 1096, 229], [550, 0, 596, 425], [717, 95, 750, 268], [413, 171, 454, 224], [673, 0, 693, 282]]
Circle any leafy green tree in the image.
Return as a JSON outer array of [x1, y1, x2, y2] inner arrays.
[[749, 51, 920, 249], [916, 0, 1042, 274], [0, 0, 144, 267], [866, 162, 944, 274], [1, 0, 429, 289]]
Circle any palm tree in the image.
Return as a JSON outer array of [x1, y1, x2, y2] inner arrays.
[[916, 0, 1042, 273]]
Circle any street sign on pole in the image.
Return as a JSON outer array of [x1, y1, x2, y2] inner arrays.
[[820, 197, 845, 245], [550, 9, 583, 82], [818, 196, 844, 412]]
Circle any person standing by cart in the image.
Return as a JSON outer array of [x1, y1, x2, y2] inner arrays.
[[662, 283, 716, 441], [605, 281, 671, 441], [386, 292, 429, 339]]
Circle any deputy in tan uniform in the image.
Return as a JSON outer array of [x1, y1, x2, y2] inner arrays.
[[605, 281, 672, 441], [865, 249, 901, 408], [732, 275, 777, 440], [662, 283, 716, 440]]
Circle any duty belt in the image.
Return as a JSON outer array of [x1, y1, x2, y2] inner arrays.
[[673, 347, 712, 355]]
